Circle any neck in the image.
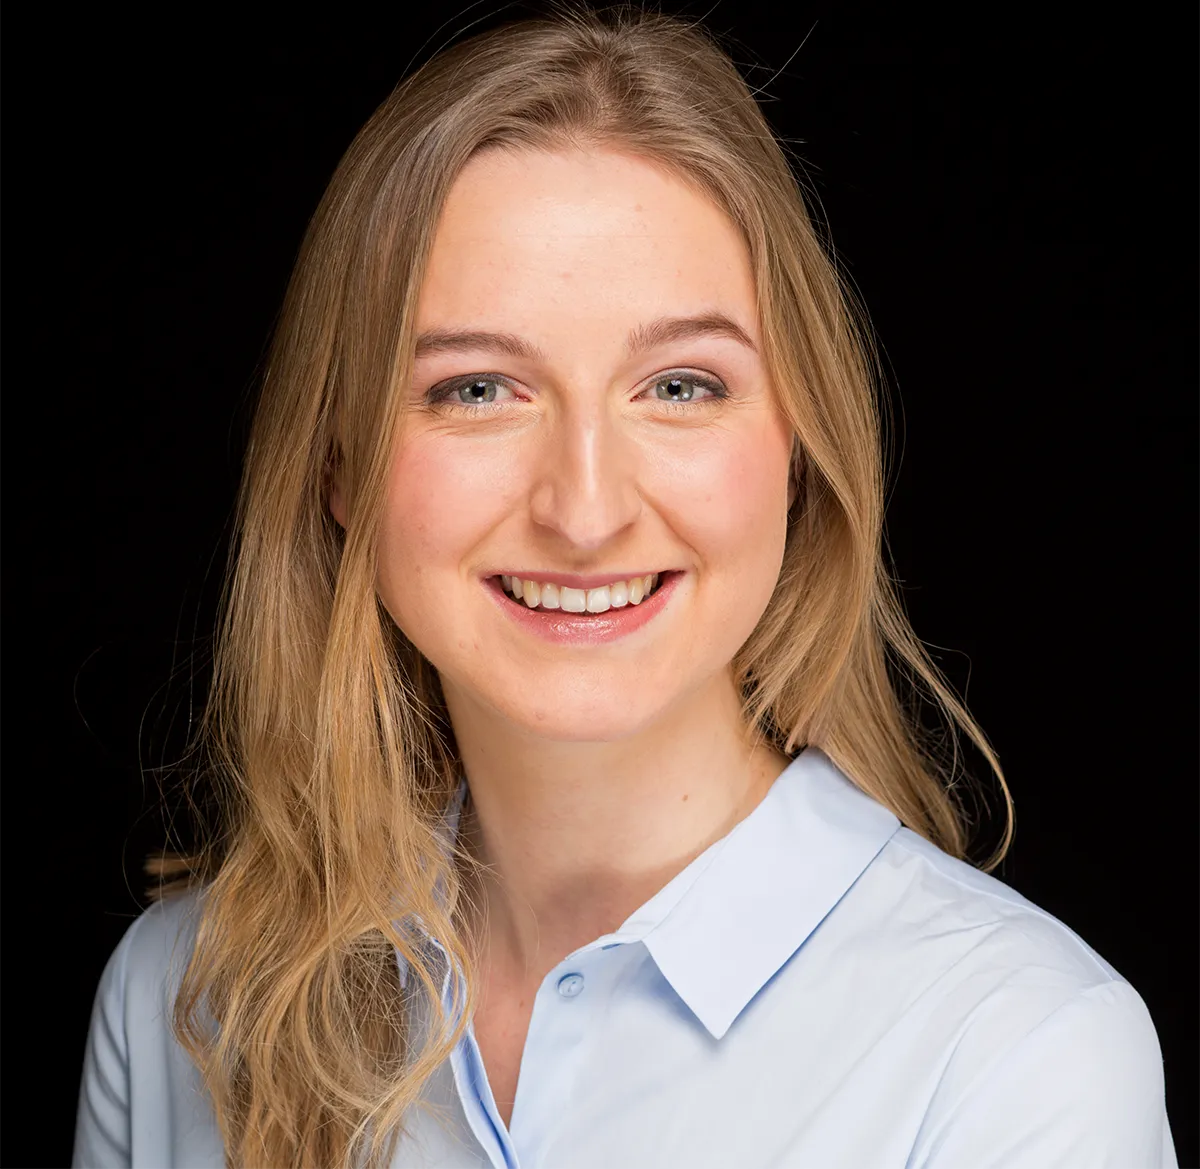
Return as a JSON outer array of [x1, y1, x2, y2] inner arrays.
[[443, 667, 790, 989]]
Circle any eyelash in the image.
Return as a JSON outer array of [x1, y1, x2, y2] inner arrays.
[[425, 370, 729, 414]]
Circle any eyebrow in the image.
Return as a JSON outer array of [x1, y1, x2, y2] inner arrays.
[[625, 313, 757, 357], [413, 312, 757, 362], [414, 329, 546, 362]]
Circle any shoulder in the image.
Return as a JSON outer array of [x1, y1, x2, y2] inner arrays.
[[849, 831, 1175, 1166], [867, 826, 1122, 987], [859, 826, 1154, 1046], [908, 975, 1175, 1166], [824, 824, 1162, 1056], [100, 888, 206, 1017], [74, 888, 214, 1169]]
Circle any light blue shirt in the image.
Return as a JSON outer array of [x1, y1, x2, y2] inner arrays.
[[74, 749, 1177, 1167]]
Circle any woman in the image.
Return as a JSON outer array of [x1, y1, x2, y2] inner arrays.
[[73, 9, 1176, 1168]]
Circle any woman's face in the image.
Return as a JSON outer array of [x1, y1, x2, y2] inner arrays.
[[374, 147, 794, 741]]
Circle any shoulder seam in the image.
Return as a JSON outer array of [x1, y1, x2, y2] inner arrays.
[[884, 831, 1120, 983]]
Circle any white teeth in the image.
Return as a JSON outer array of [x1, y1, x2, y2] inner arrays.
[[560, 586, 587, 612], [501, 573, 665, 612]]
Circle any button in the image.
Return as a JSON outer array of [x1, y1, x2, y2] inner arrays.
[[556, 972, 585, 998]]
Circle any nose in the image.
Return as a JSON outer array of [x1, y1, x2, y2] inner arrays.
[[527, 402, 643, 551]]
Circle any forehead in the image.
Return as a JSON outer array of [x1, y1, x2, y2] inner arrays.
[[417, 147, 758, 341]]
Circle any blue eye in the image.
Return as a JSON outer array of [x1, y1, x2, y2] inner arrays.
[[427, 376, 514, 408], [425, 370, 726, 412], [648, 373, 726, 404], [459, 380, 498, 403]]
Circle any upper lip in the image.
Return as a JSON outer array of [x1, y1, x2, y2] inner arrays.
[[491, 570, 675, 589]]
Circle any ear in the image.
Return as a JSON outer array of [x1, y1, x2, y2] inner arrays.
[[326, 444, 349, 528], [326, 436, 350, 532], [329, 476, 348, 529], [787, 439, 804, 511]]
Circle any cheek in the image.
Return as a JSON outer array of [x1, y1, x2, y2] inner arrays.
[[377, 433, 512, 606], [646, 421, 791, 585]]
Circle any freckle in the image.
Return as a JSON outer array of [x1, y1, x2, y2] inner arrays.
[[682, 793, 689, 802]]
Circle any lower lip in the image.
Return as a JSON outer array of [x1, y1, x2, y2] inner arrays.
[[484, 573, 682, 645]]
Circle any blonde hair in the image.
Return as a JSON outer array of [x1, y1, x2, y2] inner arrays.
[[151, 7, 1013, 1167]]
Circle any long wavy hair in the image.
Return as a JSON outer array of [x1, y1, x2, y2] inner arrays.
[[149, 7, 1013, 1167]]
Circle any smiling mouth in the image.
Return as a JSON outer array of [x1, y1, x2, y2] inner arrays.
[[497, 572, 670, 613]]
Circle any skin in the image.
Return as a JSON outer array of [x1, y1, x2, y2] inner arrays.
[[333, 146, 796, 1126]]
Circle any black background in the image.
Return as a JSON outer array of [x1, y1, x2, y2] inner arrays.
[[9, 4, 1197, 1166]]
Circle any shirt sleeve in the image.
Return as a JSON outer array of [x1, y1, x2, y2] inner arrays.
[[916, 979, 1178, 1169], [73, 920, 138, 1169]]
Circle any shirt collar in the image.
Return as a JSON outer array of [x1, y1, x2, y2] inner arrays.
[[620, 747, 901, 1039], [421, 747, 900, 1040]]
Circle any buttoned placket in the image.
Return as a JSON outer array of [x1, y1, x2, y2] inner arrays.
[[419, 774, 741, 1166], [438, 933, 639, 1169]]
